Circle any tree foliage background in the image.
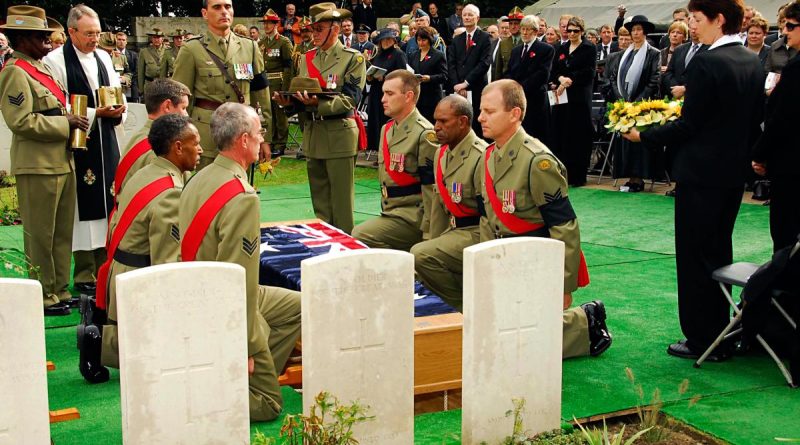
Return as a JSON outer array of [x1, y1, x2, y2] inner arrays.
[[3, 0, 529, 33]]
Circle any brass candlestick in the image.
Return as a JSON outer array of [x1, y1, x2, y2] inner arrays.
[[69, 94, 88, 151]]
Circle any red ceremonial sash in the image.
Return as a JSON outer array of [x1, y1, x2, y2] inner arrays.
[[181, 178, 246, 262], [96, 176, 175, 309], [484, 144, 590, 287], [114, 138, 152, 198], [11, 59, 67, 108], [304, 49, 367, 150], [435, 145, 478, 218], [382, 120, 420, 187]]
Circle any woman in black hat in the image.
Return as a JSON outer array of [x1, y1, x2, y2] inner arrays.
[[366, 28, 408, 151], [609, 14, 662, 192]]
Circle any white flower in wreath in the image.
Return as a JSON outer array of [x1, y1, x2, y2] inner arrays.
[[83, 169, 96, 185]]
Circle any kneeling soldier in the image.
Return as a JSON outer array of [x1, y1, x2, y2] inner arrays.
[[352, 70, 438, 250], [179, 103, 301, 421]]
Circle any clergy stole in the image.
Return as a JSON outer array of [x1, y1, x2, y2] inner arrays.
[[64, 39, 121, 221]]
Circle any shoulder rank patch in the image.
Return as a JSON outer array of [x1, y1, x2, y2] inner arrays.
[[242, 236, 259, 257], [543, 189, 563, 203], [537, 159, 552, 171], [8, 92, 24, 106], [170, 224, 180, 243], [425, 132, 438, 143]]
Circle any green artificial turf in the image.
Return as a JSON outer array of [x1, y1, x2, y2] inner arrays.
[[2, 174, 795, 445]]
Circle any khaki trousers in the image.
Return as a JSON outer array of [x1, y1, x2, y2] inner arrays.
[[16, 172, 76, 307], [73, 248, 106, 285], [306, 157, 355, 234], [352, 213, 423, 252]]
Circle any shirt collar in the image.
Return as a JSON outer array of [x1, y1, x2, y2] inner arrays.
[[709, 34, 743, 51]]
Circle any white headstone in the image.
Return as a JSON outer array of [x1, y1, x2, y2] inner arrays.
[[462, 238, 565, 443], [0, 279, 50, 445], [301, 249, 414, 445], [0, 116, 12, 172], [116, 262, 250, 445]]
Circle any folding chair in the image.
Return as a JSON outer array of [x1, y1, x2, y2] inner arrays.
[[286, 116, 302, 149], [695, 240, 799, 388]]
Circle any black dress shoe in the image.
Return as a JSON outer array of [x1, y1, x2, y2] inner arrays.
[[667, 339, 730, 362], [581, 300, 612, 356], [665, 188, 676, 197], [73, 282, 97, 295], [44, 302, 71, 316]]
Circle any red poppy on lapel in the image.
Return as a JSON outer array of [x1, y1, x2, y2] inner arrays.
[[559, 53, 566, 60], [529, 51, 535, 58], [388, 54, 393, 59], [424, 55, 430, 61], [469, 40, 476, 47]]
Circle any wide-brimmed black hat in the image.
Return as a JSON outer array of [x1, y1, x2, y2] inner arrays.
[[375, 28, 398, 42], [624, 15, 655, 35]]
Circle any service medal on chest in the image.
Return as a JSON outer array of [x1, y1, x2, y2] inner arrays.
[[451, 182, 462, 203], [502, 189, 516, 213], [327, 74, 338, 89], [389, 152, 405, 172]]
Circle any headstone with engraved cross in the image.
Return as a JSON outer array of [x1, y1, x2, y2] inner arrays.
[[301, 249, 414, 445], [462, 238, 565, 444], [0, 279, 50, 445], [116, 262, 250, 444]]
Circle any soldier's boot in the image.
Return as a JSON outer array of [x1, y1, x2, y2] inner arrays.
[[79, 324, 110, 384], [271, 145, 286, 158]]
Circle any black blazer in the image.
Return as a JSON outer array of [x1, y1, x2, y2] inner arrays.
[[122, 48, 139, 101], [641, 43, 765, 187], [608, 46, 661, 101], [753, 54, 800, 178], [447, 28, 492, 91], [505, 40, 554, 105], [549, 39, 597, 107], [353, 4, 377, 33], [599, 50, 623, 101], [661, 42, 693, 93], [409, 48, 447, 104]]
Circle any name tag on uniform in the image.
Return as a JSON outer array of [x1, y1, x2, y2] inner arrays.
[[234, 63, 254, 80]]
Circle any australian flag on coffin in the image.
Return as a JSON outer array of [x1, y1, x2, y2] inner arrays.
[[258, 221, 455, 317]]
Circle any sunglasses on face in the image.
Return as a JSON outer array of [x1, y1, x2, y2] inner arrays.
[[785, 21, 800, 32], [566, 28, 582, 34]]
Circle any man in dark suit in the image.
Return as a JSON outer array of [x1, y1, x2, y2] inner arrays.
[[353, 24, 376, 55], [447, 3, 492, 138], [116, 32, 139, 102], [353, 0, 377, 33], [624, 3, 765, 361], [428, 2, 452, 44], [661, 26, 706, 99], [504, 15, 554, 143]]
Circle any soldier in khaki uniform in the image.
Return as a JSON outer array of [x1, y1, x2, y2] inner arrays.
[[160, 28, 185, 78], [292, 16, 315, 75], [98, 115, 202, 370], [0, 5, 88, 316], [97, 32, 131, 97], [137, 28, 165, 94], [274, 2, 366, 234], [478, 79, 611, 358], [115, 78, 191, 196], [258, 10, 294, 157], [179, 103, 301, 421], [411, 95, 485, 309], [352, 70, 438, 250], [172, 0, 273, 170], [494, 7, 524, 80]]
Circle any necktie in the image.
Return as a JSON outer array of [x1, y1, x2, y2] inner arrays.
[[346, 36, 351, 48], [521, 43, 528, 58], [513, 35, 520, 46], [220, 38, 228, 57], [602, 45, 609, 60], [685, 43, 700, 65], [466, 33, 473, 51]]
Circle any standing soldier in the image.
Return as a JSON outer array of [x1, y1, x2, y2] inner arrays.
[[494, 6, 524, 80], [292, 16, 315, 75], [137, 28, 165, 94], [0, 5, 89, 316], [160, 28, 185, 78], [259, 9, 294, 158], [97, 32, 130, 93], [172, 0, 273, 170], [274, 2, 366, 234]]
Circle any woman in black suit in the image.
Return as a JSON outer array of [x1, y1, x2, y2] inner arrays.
[[504, 15, 554, 145], [608, 15, 662, 192], [624, 0, 765, 361], [408, 26, 447, 123], [548, 16, 597, 186], [752, 2, 800, 252], [366, 28, 408, 151]]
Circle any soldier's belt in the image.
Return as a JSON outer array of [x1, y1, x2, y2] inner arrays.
[[194, 98, 225, 111], [449, 215, 480, 229], [35, 108, 65, 117], [310, 110, 353, 121], [144, 76, 155, 82], [266, 73, 284, 80], [380, 183, 422, 198], [113, 248, 151, 268], [495, 225, 549, 239]]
